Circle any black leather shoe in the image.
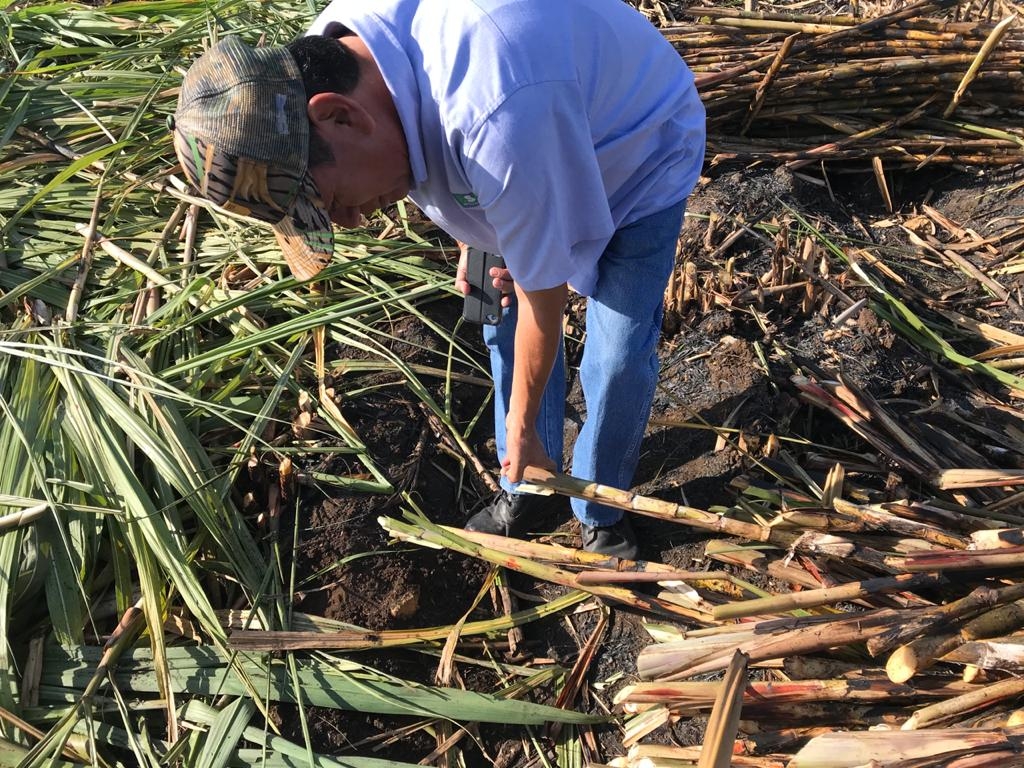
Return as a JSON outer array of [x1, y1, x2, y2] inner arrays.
[[581, 516, 638, 559], [464, 492, 542, 537]]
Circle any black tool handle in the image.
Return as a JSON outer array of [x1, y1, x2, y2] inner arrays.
[[462, 248, 505, 325]]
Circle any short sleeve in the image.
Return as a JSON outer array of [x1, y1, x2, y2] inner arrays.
[[461, 81, 615, 292]]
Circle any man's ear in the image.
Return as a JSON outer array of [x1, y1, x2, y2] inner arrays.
[[308, 92, 374, 134]]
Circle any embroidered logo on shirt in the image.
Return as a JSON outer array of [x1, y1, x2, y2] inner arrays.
[[452, 192, 479, 208]]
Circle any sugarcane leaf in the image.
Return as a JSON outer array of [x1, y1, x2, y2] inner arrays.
[[1, 141, 126, 236], [0, 336, 55, 711], [38, 511, 87, 646], [193, 697, 256, 768], [51, 358, 225, 641], [233, 749, 423, 768], [46, 645, 603, 726], [0, 257, 77, 311], [184, 700, 425, 768], [0, 736, 76, 767], [0, 91, 30, 150]]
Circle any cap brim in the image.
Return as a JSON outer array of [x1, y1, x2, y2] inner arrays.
[[273, 215, 333, 280], [272, 173, 335, 281], [172, 129, 334, 280]]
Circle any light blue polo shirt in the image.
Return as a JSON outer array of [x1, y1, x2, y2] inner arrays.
[[308, 0, 705, 295]]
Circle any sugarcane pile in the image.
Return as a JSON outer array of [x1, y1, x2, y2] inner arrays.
[[667, 0, 1024, 168], [644, 358, 1023, 759], [607, 374, 1024, 767], [378, 380, 1024, 768]]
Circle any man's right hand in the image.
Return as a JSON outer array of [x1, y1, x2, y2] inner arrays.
[[501, 419, 555, 484]]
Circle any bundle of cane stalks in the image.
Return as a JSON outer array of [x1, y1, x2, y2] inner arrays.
[[381, 362, 1024, 767], [668, 0, 1024, 168]]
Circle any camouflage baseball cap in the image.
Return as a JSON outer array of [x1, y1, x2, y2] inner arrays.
[[171, 36, 333, 280]]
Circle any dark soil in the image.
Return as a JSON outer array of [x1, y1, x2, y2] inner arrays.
[[274, 162, 1024, 765]]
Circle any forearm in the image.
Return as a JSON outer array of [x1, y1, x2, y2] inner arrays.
[[508, 282, 568, 430]]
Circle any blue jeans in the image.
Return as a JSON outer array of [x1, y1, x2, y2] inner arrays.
[[483, 201, 686, 527]]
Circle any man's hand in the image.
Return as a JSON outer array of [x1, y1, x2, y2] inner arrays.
[[502, 421, 556, 484], [455, 244, 514, 308]]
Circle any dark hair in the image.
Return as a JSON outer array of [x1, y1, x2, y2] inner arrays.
[[286, 34, 361, 167]]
